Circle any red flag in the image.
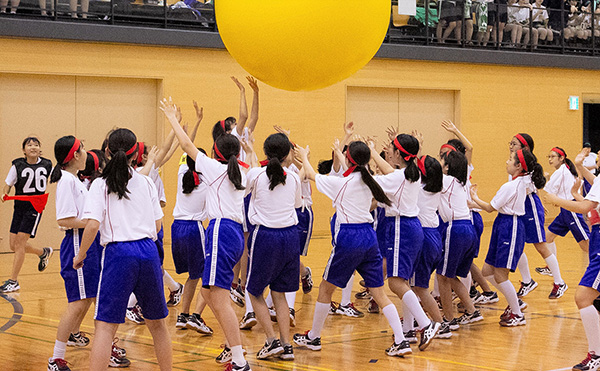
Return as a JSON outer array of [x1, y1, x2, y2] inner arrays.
[[3, 194, 49, 213]]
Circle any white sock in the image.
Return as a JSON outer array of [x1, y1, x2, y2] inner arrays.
[[382, 303, 406, 344], [460, 272, 472, 290], [265, 291, 273, 308], [341, 274, 354, 306], [402, 290, 431, 329], [128, 293, 137, 308], [231, 345, 245, 366], [517, 253, 532, 283], [401, 301, 414, 332], [52, 340, 67, 360], [497, 280, 522, 316], [580, 305, 600, 354], [547, 241, 557, 256], [308, 301, 330, 339], [285, 291, 297, 309], [545, 254, 564, 284], [432, 275, 440, 297], [163, 270, 180, 292], [245, 289, 254, 314]]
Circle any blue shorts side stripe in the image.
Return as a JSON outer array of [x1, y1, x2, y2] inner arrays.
[[246, 225, 260, 289], [209, 219, 221, 286]]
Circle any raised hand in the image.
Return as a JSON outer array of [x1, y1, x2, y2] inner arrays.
[[159, 97, 178, 120], [247, 76, 259, 92], [344, 121, 355, 137], [231, 76, 245, 91], [469, 184, 479, 199], [386, 126, 399, 141], [176, 106, 182, 123], [193, 101, 203, 122], [411, 129, 424, 147], [575, 151, 586, 166], [273, 125, 291, 137], [147, 145, 159, 164], [441, 120, 458, 133]]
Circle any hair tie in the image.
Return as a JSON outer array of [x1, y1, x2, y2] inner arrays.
[[88, 151, 99, 172], [393, 137, 417, 162], [417, 156, 427, 176], [440, 144, 457, 152], [136, 142, 145, 165], [192, 171, 200, 186], [63, 138, 81, 164], [515, 134, 529, 149], [517, 149, 528, 172], [220, 120, 226, 130], [259, 159, 269, 167], [213, 142, 249, 169], [343, 150, 358, 177]]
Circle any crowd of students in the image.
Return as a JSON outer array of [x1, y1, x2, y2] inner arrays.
[[2, 77, 599, 371]]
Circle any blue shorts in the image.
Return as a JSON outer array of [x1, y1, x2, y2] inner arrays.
[[520, 193, 546, 244], [375, 208, 389, 257], [95, 238, 168, 323], [324, 223, 384, 289], [384, 216, 424, 280], [203, 218, 244, 290], [470, 211, 484, 257], [584, 178, 593, 198], [437, 219, 476, 279], [246, 225, 300, 296], [242, 194, 252, 233], [548, 207, 590, 243], [171, 219, 205, 280], [296, 206, 314, 256], [156, 225, 164, 265], [485, 214, 525, 272], [60, 229, 102, 303], [411, 227, 443, 289], [580, 226, 600, 289]]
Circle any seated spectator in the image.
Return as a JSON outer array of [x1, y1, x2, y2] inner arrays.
[[532, 0, 555, 43], [505, 0, 525, 46], [564, 0, 584, 42]]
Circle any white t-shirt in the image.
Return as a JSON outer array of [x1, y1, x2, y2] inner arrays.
[[532, 5, 549, 22], [490, 176, 529, 215], [172, 164, 208, 221], [439, 174, 471, 223], [136, 164, 166, 204], [55, 170, 88, 222], [83, 169, 163, 246], [315, 173, 374, 224], [584, 152, 598, 169], [374, 169, 420, 217], [418, 188, 441, 228], [544, 164, 577, 200], [246, 167, 302, 228], [195, 151, 246, 223], [288, 163, 313, 208]]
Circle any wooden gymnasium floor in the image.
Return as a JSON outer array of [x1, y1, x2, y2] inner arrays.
[[0, 225, 592, 371]]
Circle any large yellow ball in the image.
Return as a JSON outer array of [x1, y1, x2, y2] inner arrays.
[[216, 0, 391, 91]]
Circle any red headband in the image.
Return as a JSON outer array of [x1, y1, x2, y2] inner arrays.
[[440, 144, 457, 152], [343, 150, 358, 177], [63, 138, 81, 164], [88, 151, 99, 172], [125, 142, 137, 156], [552, 147, 566, 158], [259, 159, 286, 175], [220, 120, 226, 130], [213, 143, 249, 169], [136, 142, 145, 165], [515, 134, 529, 149], [417, 156, 427, 176], [393, 137, 418, 162], [517, 150, 528, 172]]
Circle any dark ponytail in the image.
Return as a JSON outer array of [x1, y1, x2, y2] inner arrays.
[[516, 149, 546, 189], [552, 147, 578, 177], [318, 159, 333, 174], [441, 150, 468, 186], [419, 155, 443, 193], [214, 134, 245, 190], [211, 117, 236, 141], [102, 128, 138, 199], [346, 141, 392, 206], [392, 134, 420, 182], [78, 149, 107, 183], [182, 148, 206, 194], [264, 133, 291, 191], [446, 139, 466, 155], [51, 135, 82, 184]]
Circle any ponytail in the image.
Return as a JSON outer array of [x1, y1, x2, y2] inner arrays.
[[266, 157, 286, 190], [359, 166, 392, 206], [441, 151, 468, 185], [419, 155, 443, 193], [552, 147, 578, 177], [346, 141, 391, 206], [214, 134, 245, 191], [211, 117, 236, 141], [50, 135, 82, 184], [392, 134, 420, 182], [516, 149, 546, 189], [227, 155, 245, 190], [102, 128, 138, 199], [263, 133, 291, 191], [182, 148, 205, 194]]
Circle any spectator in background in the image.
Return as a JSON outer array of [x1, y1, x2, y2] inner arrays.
[[69, 0, 89, 18], [544, 0, 572, 41], [532, 0, 555, 43], [581, 143, 597, 198], [516, 0, 538, 47], [564, 0, 584, 42], [438, 0, 462, 43], [0, 0, 20, 14], [505, 0, 525, 46]]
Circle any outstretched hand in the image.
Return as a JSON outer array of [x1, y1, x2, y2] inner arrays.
[[575, 151, 586, 166], [246, 76, 259, 92], [441, 120, 458, 133], [193, 101, 203, 122], [231, 76, 245, 91], [386, 126, 399, 141], [273, 125, 291, 137], [344, 121, 355, 137], [159, 97, 178, 120]]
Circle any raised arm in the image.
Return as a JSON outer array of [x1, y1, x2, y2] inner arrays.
[[190, 101, 203, 142], [240, 132, 258, 169], [442, 120, 473, 164], [139, 146, 159, 176], [295, 145, 316, 181], [246, 76, 259, 133], [575, 151, 597, 184], [231, 76, 248, 136], [159, 98, 200, 161], [153, 129, 177, 168], [368, 140, 394, 175]]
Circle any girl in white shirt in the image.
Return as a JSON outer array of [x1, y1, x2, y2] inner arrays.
[[73, 128, 171, 371], [546, 146, 590, 255], [47, 136, 103, 370], [162, 98, 251, 371], [369, 134, 441, 351], [471, 149, 545, 327], [293, 140, 411, 357]]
